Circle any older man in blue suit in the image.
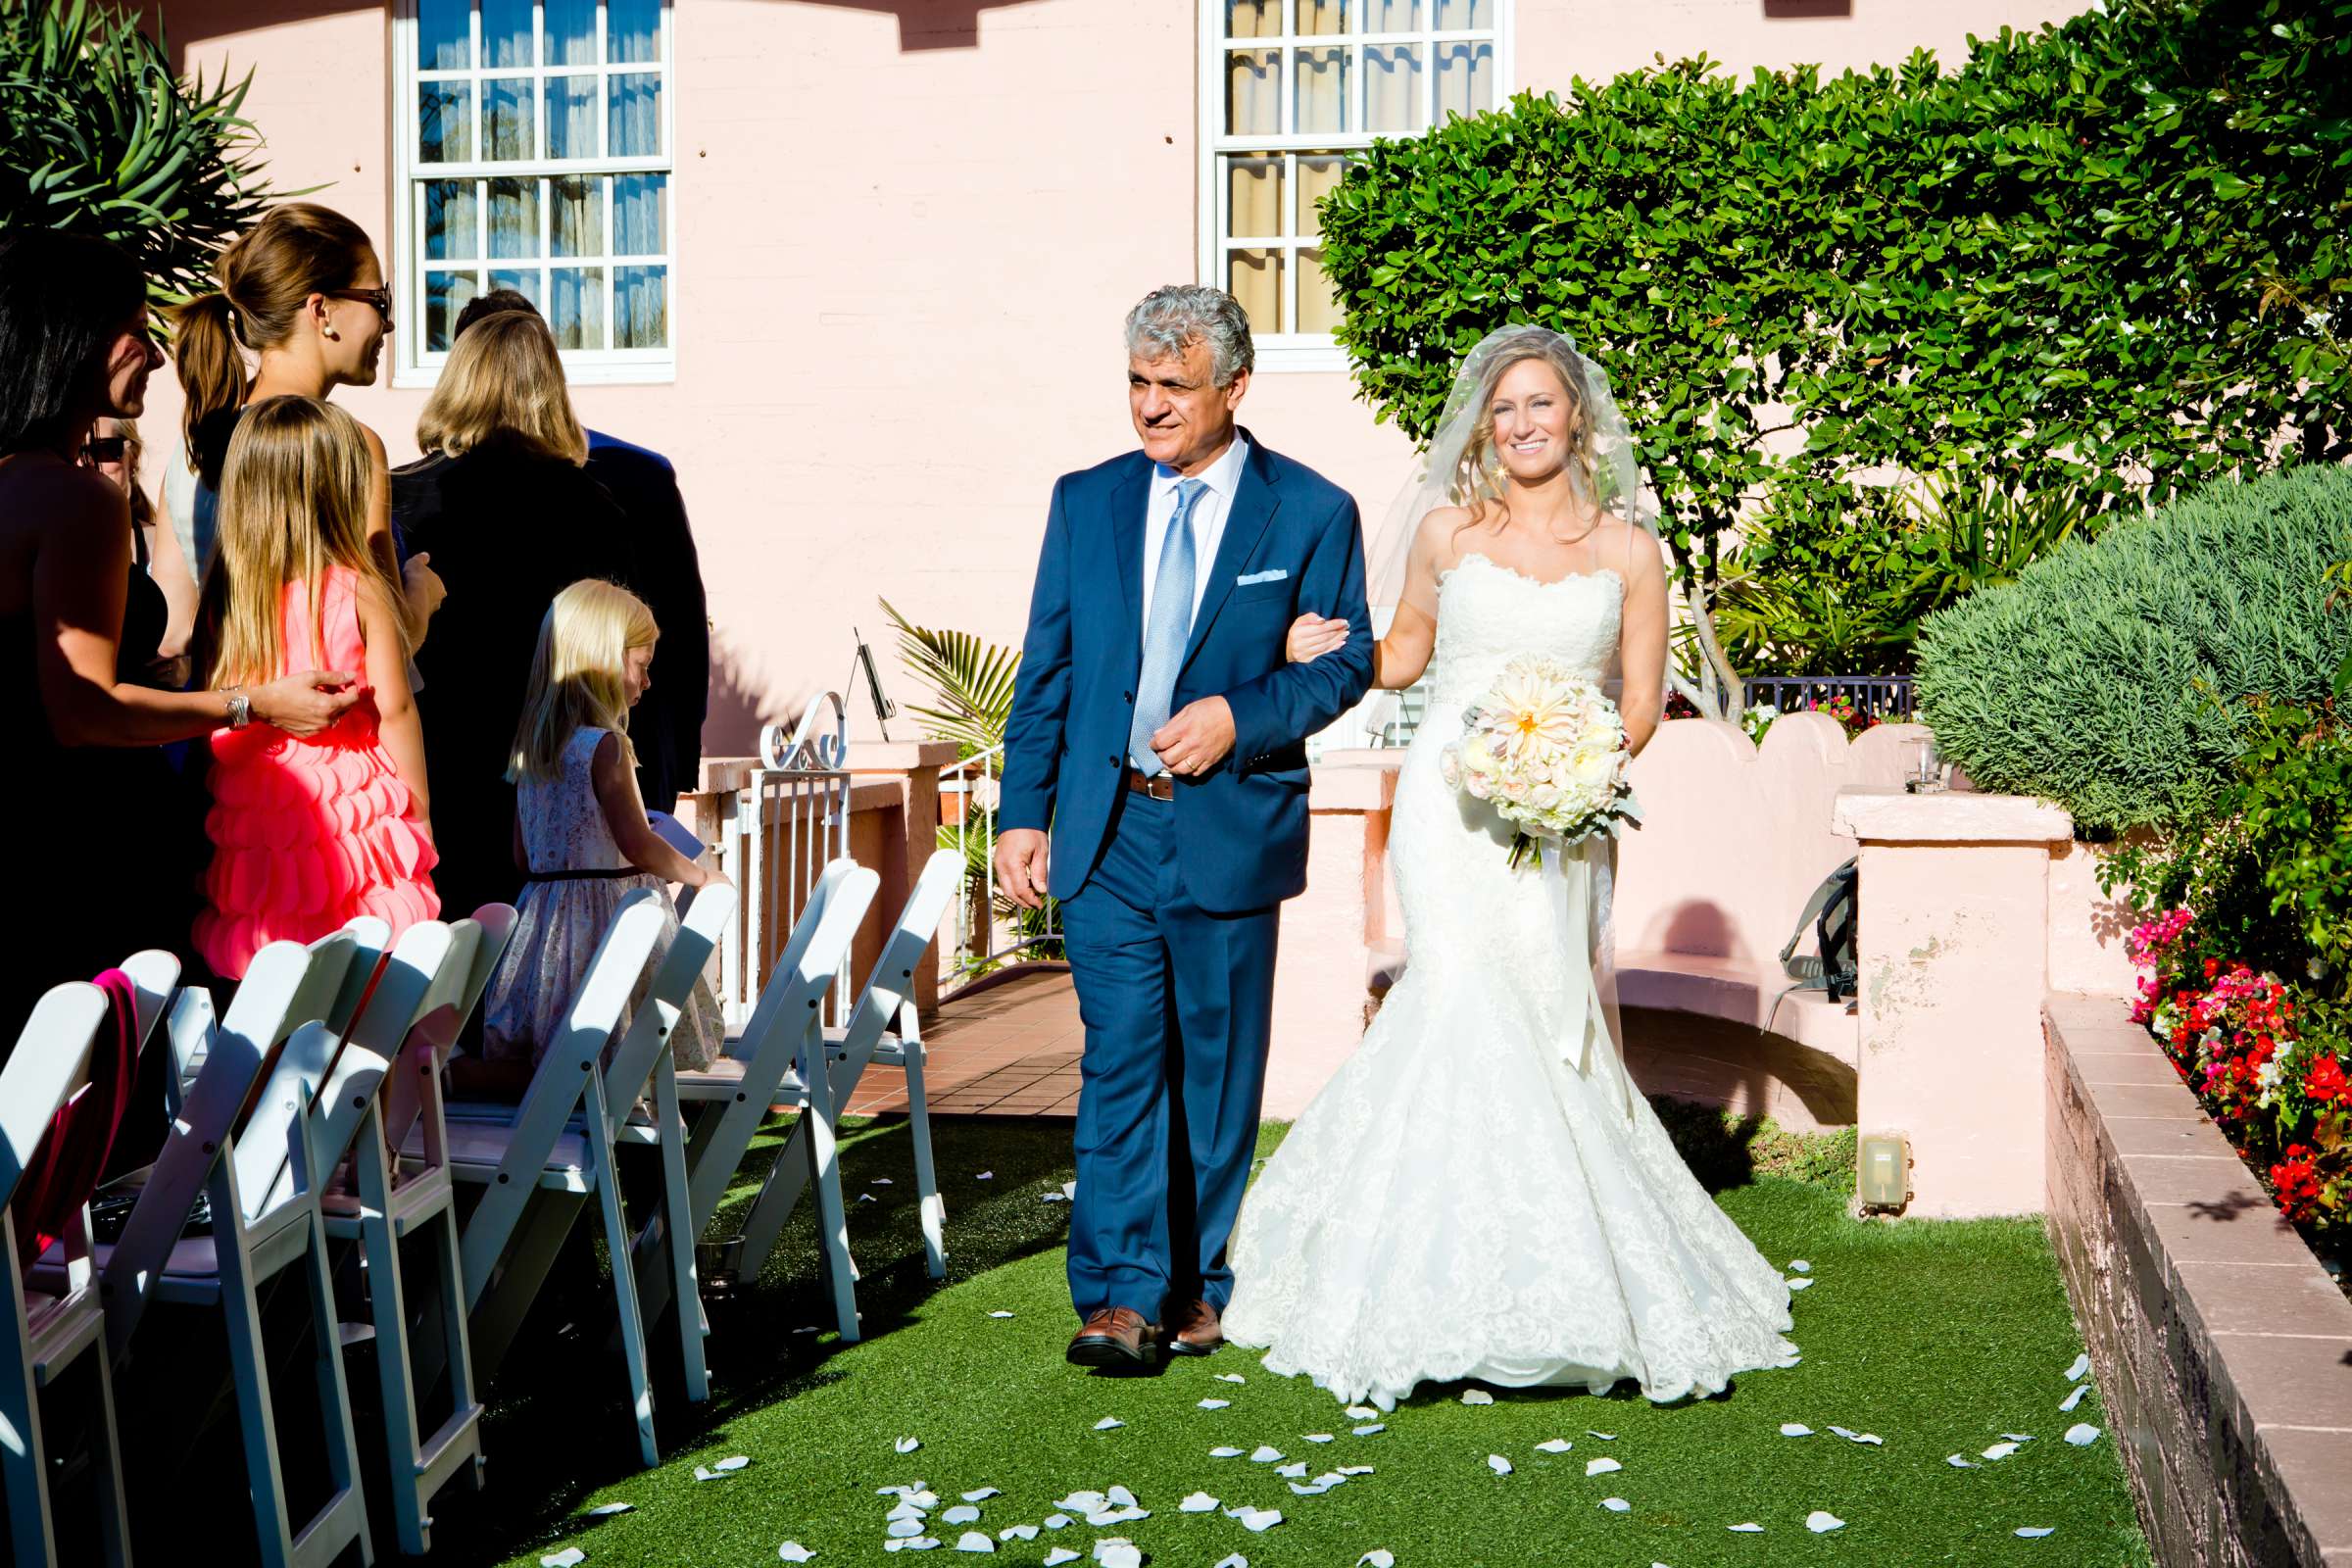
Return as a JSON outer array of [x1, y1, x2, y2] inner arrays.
[[997, 285, 1375, 1367]]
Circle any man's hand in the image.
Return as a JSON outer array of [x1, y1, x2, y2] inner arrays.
[[1151, 695, 1237, 777], [995, 827, 1052, 909]]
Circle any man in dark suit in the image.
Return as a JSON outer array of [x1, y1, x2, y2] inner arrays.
[[997, 285, 1375, 1367]]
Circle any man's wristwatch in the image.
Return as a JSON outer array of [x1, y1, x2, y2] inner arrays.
[[224, 686, 252, 730]]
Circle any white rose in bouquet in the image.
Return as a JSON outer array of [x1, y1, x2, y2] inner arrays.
[[1443, 654, 1642, 868]]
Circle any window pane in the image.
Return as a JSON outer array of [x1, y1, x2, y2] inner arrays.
[[424, 179, 478, 261], [418, 0, 469, 71], [488, 178, 541, 259], [609, 74, 662, 158], [552, 175, 604, 259], [1298, 155, 1348, 237], [1223, 1, 1281, 40], [1365, 44, 1424, 133], [1228, 248, 1284, 336], [1225, 50, 1279, 138], [1363, 0, 1421, 27], [1226, 156, 1284, 241], [550, 267, 606, 350], [485, 77, 535, 161], [489, 269, 543, 309], [1435, 39, 1494, 122], [425, 270, 481, 353], [610, 0, 662, 64], [1298, 249, 1343, 334], [547, 0, 597, 66], [614, 173, 667, 255], [418, 83, 473, 164], [482, 0, 532, 68], [615, 265, 667, 348], [1295, 46, 1352, 135], [549, 74, 598, 160], [1434, 0, 1492, 25], [1296, 0, 1349, 36]]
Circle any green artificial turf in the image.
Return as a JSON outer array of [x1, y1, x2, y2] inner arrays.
[[425, 1113, 2149, 1568]]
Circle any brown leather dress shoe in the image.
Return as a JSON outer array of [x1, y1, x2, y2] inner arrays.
[[1067, 1306, 1161, 1368], [1163, 1298, 1224, 1356]]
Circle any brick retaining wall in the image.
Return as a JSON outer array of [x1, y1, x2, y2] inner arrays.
[[2044, 993, 2352, 1567]]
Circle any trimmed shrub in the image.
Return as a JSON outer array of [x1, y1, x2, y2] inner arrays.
[[1914, 465, 2352, 830]]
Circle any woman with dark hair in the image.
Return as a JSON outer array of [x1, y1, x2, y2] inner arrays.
[[0, 229, 361, 1046], [392, 309, 637, 920]]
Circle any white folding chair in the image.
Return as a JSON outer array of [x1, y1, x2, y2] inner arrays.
[[52, 930, 380, 1568], [418, 890, 701, 1466], [1, 956, 172, 1568], [642, 858, 878, 1341], [322, 911, 513, 1555]]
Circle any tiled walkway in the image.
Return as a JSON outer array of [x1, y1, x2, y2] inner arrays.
[[847, 966, 1083, 1117]]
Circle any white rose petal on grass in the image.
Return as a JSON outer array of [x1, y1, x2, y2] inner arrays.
[[1041, 1514, 1073, 1530], [585, 1502, 634, 1516], [1359, 1553, 1397, 1568], [1352, 1424, 1386, 1437], [1213, 1558, 1250, 1568], [887, 1502, 927, 1523], [889, 1520, 927, 1539], [1849, 1433, 1885, 1446], [1181, 1492, 1221, 1514], [1238, 1507, 1285, 1533], [711, 1455, 751, 1472], [1093, 1417, 1124, 1431], [2065, 1352, 2092, 1382], [1250, 1446, 1285, 1462], [2065, 1424, 2102, 1446], [961, 1489, 1000, 1503], [975, 1170, 994, 1181], [857, 1193, 878, 1204], [777, 1545, 816, 1564], [1209, 1446, 1245, 1457], [1104, 1487, 1138, 1509], [1488, 1454, 1514, 1476], [1042, 1193, 1067, 1204], [1786, 1277, 1814, 1292], [1729, 1522, 1765, 1533], [1536, 1438, 1574, 1453], [870, 1177, 895, 1186], [1095, 1544, 1142, 1568], [1586, 1457, 1622, 1477], [986, 1311, 1015, 1320], [896, 1437, 922, 1453], [1600, 1497, 1632, 1513], [1345, 1404, 1381, 1420], [2001, 1433, 2035, 1443], [541, 1551, 586, 1568], [1947, 1454, 1980, 1469], [1277, 1462, 1309, 1479], [693, 1467, 720, 1482], [998, 1526, 1039, 1542], [1780, 1423, 1813, 1438], [1461, 1389, 1494, 1405], [1216, 1372, 1248, 1384], [1338, 1465, 1376, 1475], [1055, 1492, 1105, 1514], [942, 1506, 981, 1526], [1789, 1259, 1812, 1273], [1983, 1443, 2022, 1461], [1199, 1398, 1232, 1410], [2017, 1527, 2057, 1539], [1587, 1431, 1617, 1441], [1043, 1551, 1080, 1568], [2060, 1384, 2091, 1413], [1806, 1512, 1845, 1534]]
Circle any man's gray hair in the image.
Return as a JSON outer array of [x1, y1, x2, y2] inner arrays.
[[1125, 284, 1255, 386]]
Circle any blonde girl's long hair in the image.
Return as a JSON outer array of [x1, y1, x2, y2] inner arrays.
[[510, 579, 660, 783], [416, 309, 588, 465], [197, 396, 407, 690]]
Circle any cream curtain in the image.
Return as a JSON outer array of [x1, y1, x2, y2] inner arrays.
[[1366, 43, 1422, 133]]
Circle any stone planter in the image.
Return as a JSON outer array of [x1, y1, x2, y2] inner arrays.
[[2044, 993, 2352, 1567]]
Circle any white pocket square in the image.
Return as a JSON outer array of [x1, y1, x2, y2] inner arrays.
[[1237, 568, 1289, 586]]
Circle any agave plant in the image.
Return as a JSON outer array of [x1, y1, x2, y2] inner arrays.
[[0, 0, 291, 315], [879, 597, 1022, 757]]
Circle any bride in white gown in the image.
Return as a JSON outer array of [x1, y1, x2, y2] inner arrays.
[[1221, 326, 1796, 1411]]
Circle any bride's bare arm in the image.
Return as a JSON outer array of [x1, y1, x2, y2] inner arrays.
[[1285, 509, 1450, 687], [1618, 539, 1669, 756]]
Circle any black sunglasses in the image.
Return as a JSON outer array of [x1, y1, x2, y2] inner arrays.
[[81, 435, 126, 463], [325, 287, 395, 332]]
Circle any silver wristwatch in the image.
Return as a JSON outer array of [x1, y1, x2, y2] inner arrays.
[[225, 687, 252, 729]]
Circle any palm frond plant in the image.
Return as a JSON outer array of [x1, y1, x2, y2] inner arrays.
[[0, 0, 297, 318]]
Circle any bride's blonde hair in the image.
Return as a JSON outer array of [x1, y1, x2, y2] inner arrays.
[[509, 579, 659, 782]]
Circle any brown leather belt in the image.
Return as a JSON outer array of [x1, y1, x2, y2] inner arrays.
[[1124, 767, 1176, 801]]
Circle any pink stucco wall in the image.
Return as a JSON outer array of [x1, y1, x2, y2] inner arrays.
[[140, 0, 2086, 757]]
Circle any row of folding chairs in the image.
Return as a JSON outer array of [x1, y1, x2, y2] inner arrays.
[[1, 846, 963, 1566]]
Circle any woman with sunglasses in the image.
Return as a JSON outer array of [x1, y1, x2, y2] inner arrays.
[[0, 229, 365, 1051], [172, 202, 445, 637]]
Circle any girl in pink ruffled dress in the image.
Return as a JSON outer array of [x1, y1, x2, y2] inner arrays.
[[193, 396, 437, 979]]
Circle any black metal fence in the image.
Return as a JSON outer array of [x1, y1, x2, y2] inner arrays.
[[1743, 676, 1918, 721]]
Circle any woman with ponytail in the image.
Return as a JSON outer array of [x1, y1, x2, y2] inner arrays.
[[0, 230, 364, 1048], [172, 202, 444, 636]]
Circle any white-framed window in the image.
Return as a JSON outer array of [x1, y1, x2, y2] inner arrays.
[[391, 0, 675, 386], [1200, 0, 1510, 372]]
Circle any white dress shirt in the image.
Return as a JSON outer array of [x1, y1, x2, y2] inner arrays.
[[1139, 435, 1251, 644]]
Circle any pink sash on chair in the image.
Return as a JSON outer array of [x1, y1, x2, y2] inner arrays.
[[14, 968, 142, 1266]]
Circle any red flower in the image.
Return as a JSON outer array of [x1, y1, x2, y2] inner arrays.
[[2305, 1054, 2349, 1105], [2271, 1145, 2322, 1221]]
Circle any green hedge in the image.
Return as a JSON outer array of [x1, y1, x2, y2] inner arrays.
[[1913, 466, 2352, 830], [1316, 0, 2351, 600]]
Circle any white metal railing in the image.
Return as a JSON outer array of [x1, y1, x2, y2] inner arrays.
[[938, 744, 1061, 994], [710, 692, 853, 1033]]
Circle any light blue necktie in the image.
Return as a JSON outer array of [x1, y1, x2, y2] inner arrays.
[[1129, 477, 1208, 775]]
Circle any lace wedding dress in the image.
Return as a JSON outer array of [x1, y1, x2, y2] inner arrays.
[[1222, 552, 1798, 1410]]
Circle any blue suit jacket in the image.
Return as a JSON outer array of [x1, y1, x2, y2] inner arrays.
[[1000, 433, 1376, 912]]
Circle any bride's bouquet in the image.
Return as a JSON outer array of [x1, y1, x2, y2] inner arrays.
[[1439, 654, 1641, 869]]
